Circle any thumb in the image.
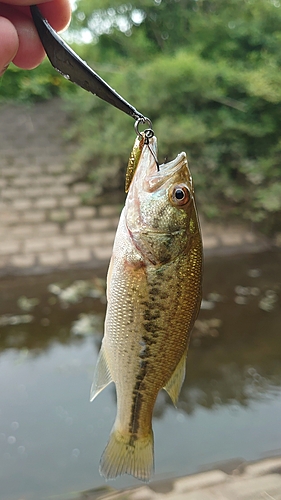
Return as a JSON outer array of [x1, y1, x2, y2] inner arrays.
[[0, 16, 19, 75]]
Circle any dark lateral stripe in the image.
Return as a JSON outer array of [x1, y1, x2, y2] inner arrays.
[[128, 276, 162, 438], [129, 358, 148, 436]]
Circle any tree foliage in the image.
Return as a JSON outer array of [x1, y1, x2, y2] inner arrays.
[[0, 59, 73, 102], [64, 0, 281, 234]]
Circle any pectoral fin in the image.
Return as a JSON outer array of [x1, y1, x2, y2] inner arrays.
[[163, 348, 187, 407], [90, 343, 113, 401]]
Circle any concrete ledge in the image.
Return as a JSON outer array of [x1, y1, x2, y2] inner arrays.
[[73, 456, 281, 500]]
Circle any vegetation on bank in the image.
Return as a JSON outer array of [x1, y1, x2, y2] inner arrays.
[[1, 0, 281, 235]]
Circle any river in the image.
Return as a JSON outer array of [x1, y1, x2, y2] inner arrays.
[[0, 250, 280, 500]]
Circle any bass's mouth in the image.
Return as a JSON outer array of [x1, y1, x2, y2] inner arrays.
[[159, 151, 187, 172], [128, 226, 185, 238], [144, 152, 191, 192]]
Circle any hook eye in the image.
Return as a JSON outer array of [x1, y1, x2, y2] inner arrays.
[[144, 128, 154, 140]]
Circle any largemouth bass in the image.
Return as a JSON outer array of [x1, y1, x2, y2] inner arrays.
[[91, 134, 203, 482]]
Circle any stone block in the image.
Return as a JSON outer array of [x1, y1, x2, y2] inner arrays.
[[0, 240, 21, 255], [78, 233, 104, 246], [220, 231, 243, 246], [99, 205, 121, 217], [202, 235, 219, 249], [13, 177, 32, 187], [12, 199, 32, 210], [1, 211, 20, 225], [245, 457, 281, 477], [49, 209, 70, 223], [131, 487, 157, 500], [67, 247, 92, 263], [37, 223, 59, 235], [11, 225, 34, 238], [1, 188, 22, 199], [80, 231, 115, 246], [46, 164, 65, 174], [34, 176, 55, 185], [24, 166, 43, 175], [0, 167, 19, 177], [87, 218, 118, 231], [244, 232, 257, 244], [24, 187, 46, 198], [24, 238, 49, 253], [48, 186, 69, 196], [93, 246, 114, 260], [57, 174, 75, 184], [35, 197, 58, 209], [34, 155, 58, 167], [100, 231, 116, 244], [22, 211, 46, 223], [39, 251, 65, 266], [73, 183, 90, 194], [64, 221, 87, 234], [60, 196, 80, 208], [219, 474, 281, 499], [10, 254, 36, 268], [0, 256, 9, 267], [49, 235, 74, 250], [74, 206, 96, 219], [0, 201, 10, 210], [173, 470, 228, 494]]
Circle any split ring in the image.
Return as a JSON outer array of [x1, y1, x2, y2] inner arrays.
[[134, 117, 153, 138]]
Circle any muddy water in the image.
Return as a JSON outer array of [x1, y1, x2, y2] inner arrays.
[[0, 251, 281, 500]]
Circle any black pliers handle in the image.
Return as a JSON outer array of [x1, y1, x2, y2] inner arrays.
[[30, 5, 146, 121]]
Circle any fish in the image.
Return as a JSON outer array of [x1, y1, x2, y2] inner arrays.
[[90, 133, 203, 482]]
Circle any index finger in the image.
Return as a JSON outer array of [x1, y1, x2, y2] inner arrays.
[[1, 0, 71, 32], [1, 0, 53, 5]]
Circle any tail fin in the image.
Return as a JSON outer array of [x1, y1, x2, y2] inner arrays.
[[99, 427, 154, 482]]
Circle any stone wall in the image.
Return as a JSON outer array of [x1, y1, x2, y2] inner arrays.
[[0, 100, 268, 276], [0, 100, 121, 276]]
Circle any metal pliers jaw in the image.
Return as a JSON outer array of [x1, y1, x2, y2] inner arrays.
[[30, 5, 147, 122]]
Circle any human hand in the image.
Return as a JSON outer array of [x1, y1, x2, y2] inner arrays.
[[0, 0, 71, 75]]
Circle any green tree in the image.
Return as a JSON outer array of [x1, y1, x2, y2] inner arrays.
[[64, 0, 281, 234]]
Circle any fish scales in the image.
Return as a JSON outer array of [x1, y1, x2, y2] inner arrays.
[[91, 134, 203, 482]]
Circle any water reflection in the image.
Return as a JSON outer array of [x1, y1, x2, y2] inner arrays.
[[1, 251, 280, 412], [0, 272, 105, 354], [0, 251, 281, 499]]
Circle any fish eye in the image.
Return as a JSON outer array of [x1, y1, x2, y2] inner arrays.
[[170, 184, 191, 206]]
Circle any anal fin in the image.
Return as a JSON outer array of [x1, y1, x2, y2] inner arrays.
[[163, 347, 187, 407], [90, 342, 113, 401]]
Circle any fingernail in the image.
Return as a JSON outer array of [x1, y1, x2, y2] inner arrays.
[[0, 63, 10, 77]]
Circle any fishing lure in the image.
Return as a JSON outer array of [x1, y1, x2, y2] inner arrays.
[[30, 5, 146, 122]]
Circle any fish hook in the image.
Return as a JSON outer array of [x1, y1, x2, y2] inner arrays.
[[134, 118, 160, 172]]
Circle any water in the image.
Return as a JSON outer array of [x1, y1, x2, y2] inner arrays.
[[0, 251, 281, 500]]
